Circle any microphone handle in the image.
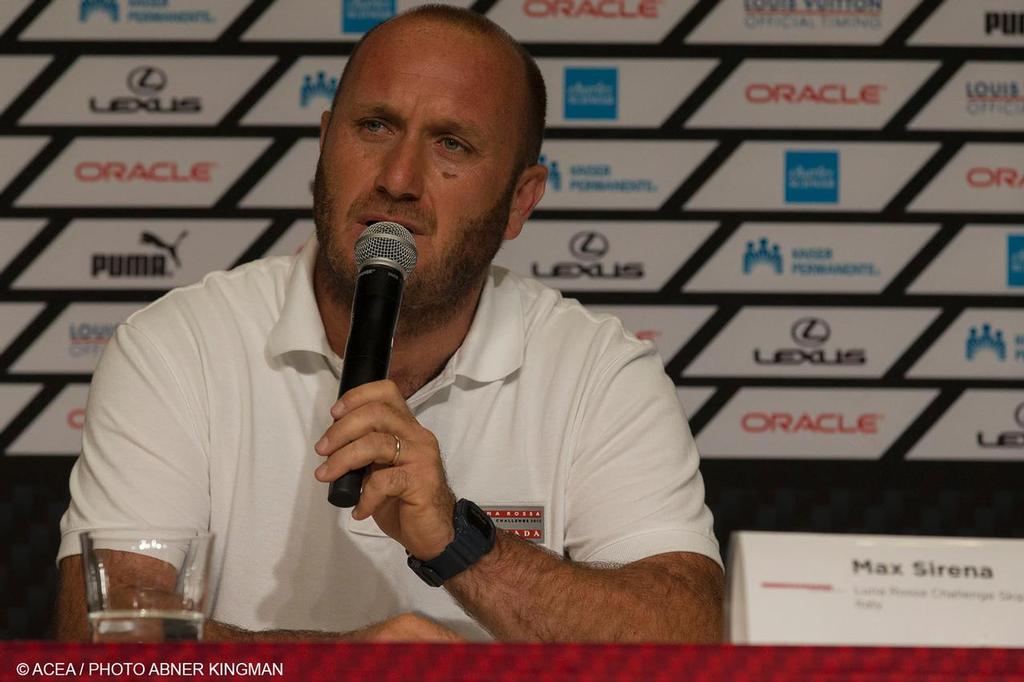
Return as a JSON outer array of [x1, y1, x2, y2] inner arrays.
[[327, 265, 404, 508]]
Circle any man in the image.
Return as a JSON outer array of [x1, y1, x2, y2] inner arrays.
[[56, 6, 723, 642]]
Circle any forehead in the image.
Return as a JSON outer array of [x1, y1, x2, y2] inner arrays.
[[339, 20, 525, 137]]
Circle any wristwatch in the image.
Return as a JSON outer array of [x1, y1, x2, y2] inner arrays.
[[408, 499, 496, 587]]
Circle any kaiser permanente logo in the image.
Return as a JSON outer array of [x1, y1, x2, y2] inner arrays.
[[1010, 235, 1024, 288], [80, 0, 214, 24], [301, 71, 338, 108], [564, 68, 618, 120], [539, 154, 657, 194], [785, 150, 839, 204], [343, 0, 394, 33], [743, 237, 878, 277], [743, 0, 883, 30]]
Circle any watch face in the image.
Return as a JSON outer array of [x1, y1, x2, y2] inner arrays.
[[466, 502, 490, 533]]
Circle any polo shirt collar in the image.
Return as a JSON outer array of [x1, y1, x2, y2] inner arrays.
[[266, 237, 524, 384], [266, 236, 339, 364]]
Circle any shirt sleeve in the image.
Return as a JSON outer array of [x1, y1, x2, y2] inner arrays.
[[56, 320, 210, 563], [563, 340, 721, 568]]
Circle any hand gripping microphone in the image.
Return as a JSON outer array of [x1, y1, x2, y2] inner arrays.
[[327, 221, 417, 508]]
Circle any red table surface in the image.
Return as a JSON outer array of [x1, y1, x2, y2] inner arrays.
[[1, 642, 1023, 682]]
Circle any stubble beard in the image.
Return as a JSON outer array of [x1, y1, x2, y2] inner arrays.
[[312, 159, 515, 339]]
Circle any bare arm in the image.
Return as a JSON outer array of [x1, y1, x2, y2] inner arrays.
[[446, 532, 724, 642], [56, 554, 460, 643]]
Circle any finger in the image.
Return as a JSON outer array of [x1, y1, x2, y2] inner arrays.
[[314, 432, 399, 482], [315, 401, 413, 457], [352, 466, 410, 520], [333, 380, 411, 419]]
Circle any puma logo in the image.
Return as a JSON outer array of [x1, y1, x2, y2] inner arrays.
[[140, 230, 188, 268]]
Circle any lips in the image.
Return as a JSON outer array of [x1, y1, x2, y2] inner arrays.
[[359, 215, 426, 236]]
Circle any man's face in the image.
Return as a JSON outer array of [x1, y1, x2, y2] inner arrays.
[[313, 19, 538, 335]]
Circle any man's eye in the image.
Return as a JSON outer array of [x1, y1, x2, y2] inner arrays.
[[361, 120, 384, 133], [441, 137, 465, 152]]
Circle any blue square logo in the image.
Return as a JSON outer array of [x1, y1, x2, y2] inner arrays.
[[342, 0, 394, 34], [564, 68, 618, 121], [785, 150, 839, 204], [1009, 234, 1024, 288]]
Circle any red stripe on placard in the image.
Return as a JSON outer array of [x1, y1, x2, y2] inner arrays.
[[761, 582, 835, 592]]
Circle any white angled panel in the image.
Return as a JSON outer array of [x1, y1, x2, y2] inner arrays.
[[0, 137, 48, 195], [240, 138, 318, 208], [909, 0, 1024, 47], [0, 384, 41, 439], [688, 0, 919, 45], [8, 384, 90, 456], [537, 140, 716, 210], [10, 303, 145, 374], [242, 58, 349, 126], [265, 220, 315, 258], [686, 223, 937, 293], [15, 137, 271, 208], [494, 221, 716, 292], [909, 144, 1024, 214], [586, 305, 717, 364], [0, 1, 33, 35], [910, 225, 1024, 296], [697, 388, 937, 459], [907, 390, 1024, 462], [244, 0, 473, 41], [487, 0, 698, 44], [910, 62, 1024, 131], [687, 142, 937, 212], [0, 220, 47, 275], [22, 0, 249, 41], [13, 219, 269, 290], [0, 57, 50, 116], [909, 310, 1024, 379], [22, 56, 274, 126], [686, 307, 939, 378], [0, 303, 46, 356], [688, 60, 938, 129], [540, 58, 716, 128]]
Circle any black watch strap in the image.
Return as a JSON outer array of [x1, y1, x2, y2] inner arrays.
[[408, 499, 496, 587]]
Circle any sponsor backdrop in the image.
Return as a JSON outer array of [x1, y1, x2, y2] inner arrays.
[[0, 0, 1022, 637]]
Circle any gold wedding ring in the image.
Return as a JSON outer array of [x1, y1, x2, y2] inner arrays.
[[390, 434, 402, 467]]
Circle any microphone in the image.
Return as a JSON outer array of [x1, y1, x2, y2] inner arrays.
[[327, 221, 417, 508]]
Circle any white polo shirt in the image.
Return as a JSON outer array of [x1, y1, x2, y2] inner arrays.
[[58, 238, 719, 639]]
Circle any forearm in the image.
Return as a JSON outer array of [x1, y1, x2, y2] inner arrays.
[[446, 532, 724, 642]]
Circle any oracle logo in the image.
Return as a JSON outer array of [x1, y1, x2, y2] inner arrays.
[[67, 408, 85, 430], [966, 167, 1024, 189], [744, 83, 884, 105], [740, 411, 882, 434], [74, 161, 215, 183], [522, 0, 662, 19]]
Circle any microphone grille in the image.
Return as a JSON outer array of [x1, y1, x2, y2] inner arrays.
[[354, 222, 418, 277]]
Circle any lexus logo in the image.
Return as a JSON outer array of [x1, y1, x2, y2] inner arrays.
[[569, 231, 609, 261], [791, 317, 831, 347], [127, 66, 167, 96], [1016, 402, 1024, 428]]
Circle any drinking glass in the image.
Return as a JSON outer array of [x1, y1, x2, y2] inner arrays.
[[80, 529, 213, 642]]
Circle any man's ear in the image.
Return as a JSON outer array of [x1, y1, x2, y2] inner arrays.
[[504, 164, 548, 241], [319, 110, 331, 149]]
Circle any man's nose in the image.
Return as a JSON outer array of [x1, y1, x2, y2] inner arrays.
[[375, 135, 424, 201]]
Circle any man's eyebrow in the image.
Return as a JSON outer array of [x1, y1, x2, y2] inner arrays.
[[428, 118, 486, 143]]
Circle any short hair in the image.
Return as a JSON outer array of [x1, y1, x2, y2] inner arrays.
[[333, 5, 547, 171]]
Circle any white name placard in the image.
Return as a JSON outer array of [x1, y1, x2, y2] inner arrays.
[[727, 531, 1024, 647]]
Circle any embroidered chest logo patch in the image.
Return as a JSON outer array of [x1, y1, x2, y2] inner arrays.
[[483, 505, 545, 543]]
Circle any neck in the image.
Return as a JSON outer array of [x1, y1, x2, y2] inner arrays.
[[315, 263, 485, 400]]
